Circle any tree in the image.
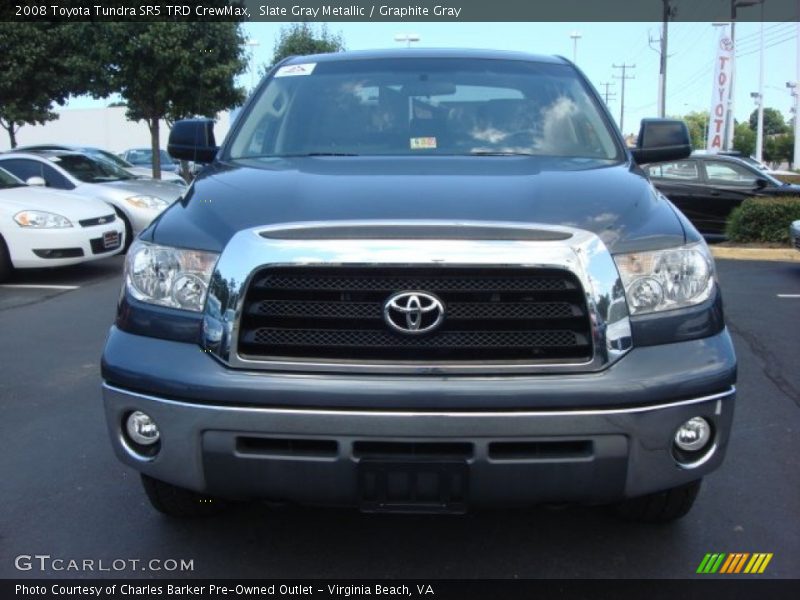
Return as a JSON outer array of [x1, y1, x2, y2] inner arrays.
[[0, 23, 105, 148], [102, 22, 248, 178], [262, 23, 345, 74], [749, 107, 789, 136], [733, 122, 756, 157], [677, 111, 710, 150]]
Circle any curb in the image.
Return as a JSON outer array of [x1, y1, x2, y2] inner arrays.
[[710, 247, 800, 263]]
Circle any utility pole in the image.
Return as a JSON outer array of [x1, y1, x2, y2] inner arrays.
[[570, 31, 582, 63], [613, 64, 636, 134], [658, 1, 675, 117], [599, 82, 616, 106]]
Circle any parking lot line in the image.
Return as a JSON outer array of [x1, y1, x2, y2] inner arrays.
[[0, 284, 80, 290], [777, 294, 800, 298]]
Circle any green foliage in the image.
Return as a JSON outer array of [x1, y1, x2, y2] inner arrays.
[[264, 23, 345, 72], [726, 197, 800, 243], [100, 21, 248, 176], [732, 122, 756, 157], [677, 111, 709, 150], [748, 107, 789, 135], [0, 23, 104, 147]]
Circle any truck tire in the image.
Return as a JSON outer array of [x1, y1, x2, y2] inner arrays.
[[613, 479, 701, 523], [140, 474, 227, 518], [0, 235, 12, 282]]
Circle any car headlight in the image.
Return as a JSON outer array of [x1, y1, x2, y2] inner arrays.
[[124, 195, 169, 209], [125, 240, 219, 311], [14, 210, 73, 228], [613, 243, 715, 315]]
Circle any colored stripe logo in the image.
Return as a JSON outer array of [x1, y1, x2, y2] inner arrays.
[[697, 553, 773, 574]]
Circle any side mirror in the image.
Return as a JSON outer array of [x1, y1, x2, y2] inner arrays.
[[755, 177, 769, 189], [631, 119, 692, 165], [26, 176, 46, 186], [168, 119, 218, 163]]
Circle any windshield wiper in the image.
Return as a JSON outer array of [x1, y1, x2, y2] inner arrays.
[[469, 151, 535, 156], [293, 152, 360, 157]]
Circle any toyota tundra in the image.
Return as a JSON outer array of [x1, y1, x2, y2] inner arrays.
[[101, 49, 737, 521]]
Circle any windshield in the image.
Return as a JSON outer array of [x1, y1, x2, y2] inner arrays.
[[0, 167, 24, 188], [228, 58, 621, 160], [125, 149, 175, 167], [49, 154, 134, 183], [89, 148, 135, 169]]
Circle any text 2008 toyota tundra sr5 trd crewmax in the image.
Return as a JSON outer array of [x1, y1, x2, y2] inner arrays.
[[101, 49, 737, 521]]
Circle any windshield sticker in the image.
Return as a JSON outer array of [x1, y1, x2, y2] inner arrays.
[[410, 137, 437, 150], [274, 63, 317, 77]]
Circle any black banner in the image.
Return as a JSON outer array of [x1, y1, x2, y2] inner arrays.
[[3, 0, 799, 22], [4, 579, 800, 600]]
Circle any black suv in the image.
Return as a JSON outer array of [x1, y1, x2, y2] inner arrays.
[[101, 49, 736, 521]]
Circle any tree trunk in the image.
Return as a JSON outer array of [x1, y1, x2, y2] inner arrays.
[[148, 118, 161, 179], [1, 121, 18, 149]]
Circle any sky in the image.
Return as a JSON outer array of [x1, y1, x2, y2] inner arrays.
[[65, 20, 799, 137]]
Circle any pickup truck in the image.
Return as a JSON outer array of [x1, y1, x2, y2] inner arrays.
[[101, 49, 737, 521]]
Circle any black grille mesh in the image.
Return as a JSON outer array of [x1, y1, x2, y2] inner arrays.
[[238, 267, 592, 363]]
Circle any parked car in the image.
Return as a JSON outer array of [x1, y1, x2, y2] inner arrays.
[[103, 49, 736, 522], [646, 153, 800, 235], [119, 147, 180, 175], [0, 150, 181, 250], [15, 144, 186, 186], [791, 220, 800, 251], [0, 166, 124, 281]]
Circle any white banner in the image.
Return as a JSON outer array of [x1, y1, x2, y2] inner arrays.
[[707, 25, 734, 152]]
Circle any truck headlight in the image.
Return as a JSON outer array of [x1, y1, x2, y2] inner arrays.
[[125, 240, 218, 311], [14, 210, 72, 228], [124, 195, 169, 209], [613, 243, 715, 315]]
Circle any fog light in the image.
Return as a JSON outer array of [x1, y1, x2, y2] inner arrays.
[[126, 411, 160, 446], [674, 417, 711, 452]]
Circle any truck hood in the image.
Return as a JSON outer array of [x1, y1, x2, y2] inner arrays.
[[148, 156, 689, 254]]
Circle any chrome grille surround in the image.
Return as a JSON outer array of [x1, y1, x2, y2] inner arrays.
[[203, 220, 633, 374]]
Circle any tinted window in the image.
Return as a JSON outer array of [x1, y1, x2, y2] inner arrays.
[[704, 160, 758, 186], [647, 160, 700, 181], [40, 163, 75, 189], [0, 159, 43, 182], [0, 167, 24, 188], [228, 58, 621, 160]]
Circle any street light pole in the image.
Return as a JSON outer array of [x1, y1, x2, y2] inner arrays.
[[394, 33, 421, 48], [570, 31, 582, 63], [787, 81, 799, 169], [752, 91, 764, 160], [245, 39, 260, 92]]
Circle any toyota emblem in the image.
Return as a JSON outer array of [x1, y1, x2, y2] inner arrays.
[[383, 291, 445, 335]]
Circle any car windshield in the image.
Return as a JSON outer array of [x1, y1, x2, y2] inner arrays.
[[227, 57, 621, 160], [49, 154, 134, 183], [126, 149, 175, 167], [89, 148, 135, 169], [0, 166, 24, 188]]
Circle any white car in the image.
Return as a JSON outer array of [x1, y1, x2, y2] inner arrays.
[[0, 167, 125, 281], [0, 150, 182, 250]]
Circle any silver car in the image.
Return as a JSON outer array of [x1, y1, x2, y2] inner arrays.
[[14, 144, 187, 186], [0, 150, 182, 248]]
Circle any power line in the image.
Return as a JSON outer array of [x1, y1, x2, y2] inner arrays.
[[612, 63, 636, 133], [738, 35, 795, 58]]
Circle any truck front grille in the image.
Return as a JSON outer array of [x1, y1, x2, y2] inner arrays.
[[237, 267, 593, 363]]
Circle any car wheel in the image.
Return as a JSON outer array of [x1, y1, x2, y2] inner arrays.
[[613, 479, 702, 523], [114, 209, 133, 254], [0, 235, 12, 282], [141, 474, 228, 518]]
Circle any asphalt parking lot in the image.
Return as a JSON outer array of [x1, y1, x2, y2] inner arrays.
[[0, 256, 798, 579]]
